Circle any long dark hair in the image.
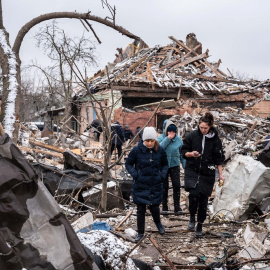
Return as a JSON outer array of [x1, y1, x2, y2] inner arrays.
[[199, 112, 214, 127]]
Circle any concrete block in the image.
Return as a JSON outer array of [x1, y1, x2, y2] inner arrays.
[[238, 237, 266, 259], [72, 212, 94, 232], [243, 223, 268, 245]]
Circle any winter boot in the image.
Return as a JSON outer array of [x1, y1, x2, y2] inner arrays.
[[135, 233, 144, 243], [196, 222, 203, 238], [155, 222, 165, 235], [187, 215, 195, 231], [161, 205, 169, 215]]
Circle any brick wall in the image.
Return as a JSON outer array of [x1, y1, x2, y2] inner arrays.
[[243, 100, 270, 118]]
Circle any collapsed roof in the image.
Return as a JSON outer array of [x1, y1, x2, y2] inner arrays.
[[87, 33, 270, 106]]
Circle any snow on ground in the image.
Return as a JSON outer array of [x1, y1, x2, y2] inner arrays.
[[77, 230, 139, 270]]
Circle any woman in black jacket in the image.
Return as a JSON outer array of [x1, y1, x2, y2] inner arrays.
[[181, 112, 225, 238], [125, 127, 168, 242]]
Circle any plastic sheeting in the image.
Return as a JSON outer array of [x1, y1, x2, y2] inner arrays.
[[213, 154, 270, 221], [0, 134, 99, 270]]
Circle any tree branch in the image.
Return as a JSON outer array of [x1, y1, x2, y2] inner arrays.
[[13, 12, 142, 56]]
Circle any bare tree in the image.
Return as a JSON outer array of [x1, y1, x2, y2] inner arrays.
[[0, 0, 141, 140], [31, 21, 97, 129]]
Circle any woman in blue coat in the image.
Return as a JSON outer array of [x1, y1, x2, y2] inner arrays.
[[125, 127, 168, 242], [157, 120, 186, 215]]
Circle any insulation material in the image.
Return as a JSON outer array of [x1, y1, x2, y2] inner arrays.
[[213, 154, 270, 221], [0, 134, 98, 270]]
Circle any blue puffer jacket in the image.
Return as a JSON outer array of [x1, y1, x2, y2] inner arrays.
[[125, 140, 168, 205], [157, 120, 186, 168]]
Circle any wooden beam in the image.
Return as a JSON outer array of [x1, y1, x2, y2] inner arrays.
[[147, 62, 155, 90], [160, 52, 208, 70], [29, 139, 65, 153], [169, 36, 224, 78], [88, 69, 105, 82], [184, 43, 202, 59], [173, 52, 209, 69]]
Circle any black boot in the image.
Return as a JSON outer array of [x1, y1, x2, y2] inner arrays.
[[155, 222, 165, 235], [188, 215, 195, 231], [196, 223, 203, 238], [161, 206, 168, 215], [135, 233, 144, 243]]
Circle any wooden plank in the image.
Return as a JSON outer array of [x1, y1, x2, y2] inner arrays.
[[160, 52, 208, 70], [173, 52, 209, 69], [18, 145, 63, 158], [29, 139, 65, 153]]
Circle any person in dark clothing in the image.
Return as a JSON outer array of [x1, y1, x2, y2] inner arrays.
[[135, 126, 143, 140], [181, 112, 225, 238], [124, 124, 134, 141], [85, 119, 103, 141], [111, 121, 125, 158], [125, 127, 168, 243], [157, 120, 186, 215]]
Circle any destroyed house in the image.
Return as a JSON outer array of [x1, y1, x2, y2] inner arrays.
[[75, 33, 270, 133]]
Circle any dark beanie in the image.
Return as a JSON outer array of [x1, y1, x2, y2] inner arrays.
[[167, 124, 177, 132]]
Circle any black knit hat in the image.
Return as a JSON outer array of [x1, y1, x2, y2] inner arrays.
[[167, 124, 177, 132]]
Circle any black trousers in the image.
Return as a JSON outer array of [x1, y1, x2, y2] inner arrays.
[[137, 204, 160, 234], [111, 144, 122, 158], [162, 166, 181, 211], [189, 191, 208, 224]]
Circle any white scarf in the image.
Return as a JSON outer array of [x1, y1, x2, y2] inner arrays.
[[201, 132, 215, 154]]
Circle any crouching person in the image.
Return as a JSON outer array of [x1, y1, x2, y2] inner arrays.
[[125, 127, 168, 242]]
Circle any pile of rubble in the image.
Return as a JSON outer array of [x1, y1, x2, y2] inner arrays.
[[169, 107, 270, 163], [5, 107, 269, 269], [86, 34, 270, 110]]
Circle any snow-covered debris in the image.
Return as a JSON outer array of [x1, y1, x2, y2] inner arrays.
[[78, 230, 139, 270]]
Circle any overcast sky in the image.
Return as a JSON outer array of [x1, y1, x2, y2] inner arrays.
[[3, 0, 270, 80]]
